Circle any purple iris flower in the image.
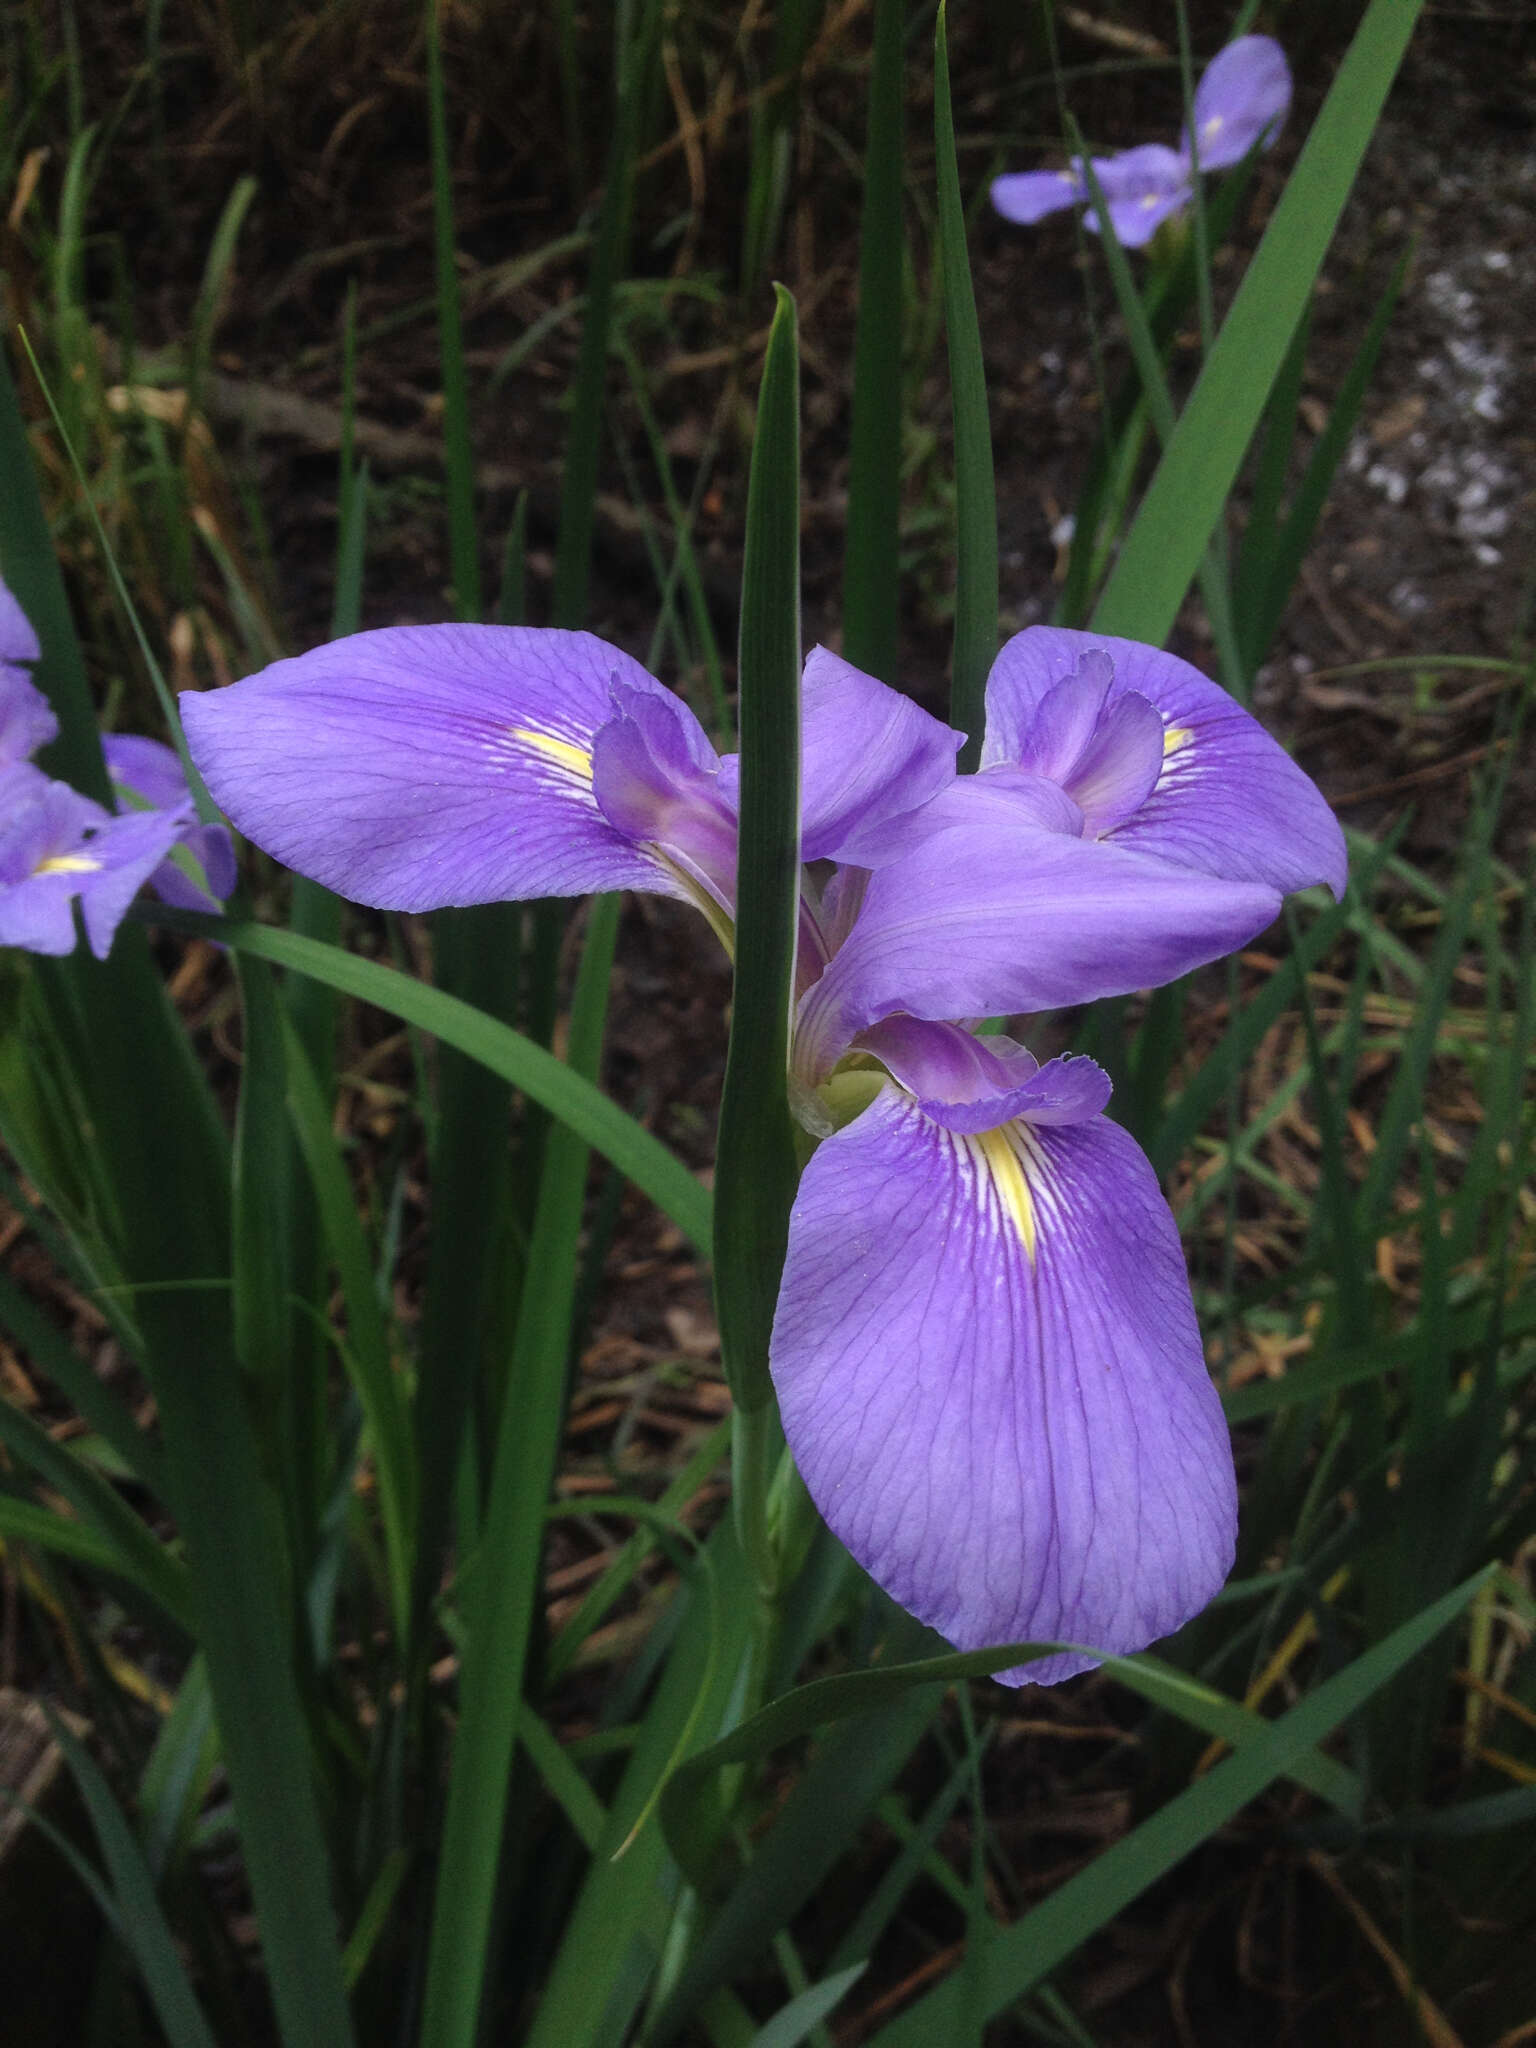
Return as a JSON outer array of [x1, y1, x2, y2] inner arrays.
[[0, 776, 192, 958], [0, 577, 235, 957], [992, 36, 1292, 248], [182, 623, 1341, 1682]]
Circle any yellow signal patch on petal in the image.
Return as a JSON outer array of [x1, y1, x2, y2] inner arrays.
[[969, 1122, 1039, 1262], [1163, 724, 1194, 757], [34, 852, 102, 876], [510, 725, 593, 783]]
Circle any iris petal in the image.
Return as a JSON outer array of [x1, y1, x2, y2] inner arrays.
[[990, 169, 1083, 226], [716, 647, 962, 866], [771, 1086, 1236, 1683], [1188, 36, 1291, 171], [0, 579, 41, 672], [182, 625, 700, 911], [984, 627, 1347, 900], [1080, 144, 1192, 245], [794, 815, 1279, 1083]]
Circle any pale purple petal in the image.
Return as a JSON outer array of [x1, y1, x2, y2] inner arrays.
[[182, 626, 698, 911], [103, 732, 236, 909], [183, 820, 237, 902], [75, 809, 190, 958], [858, 1016, 1114, 1135], [591, 681, 736, 916], [1061, 689, 1166, 834], [1015, 650, 1116, 779], [0, 580, 40, 671], [984, 628, 1347, 899], [859, 1015, 1041, 1111], [771, 1088, 1237, 1683], [1016, 654, 1164, 836], [835, 764, 1086, 863], [0, 780, 182, 959], [991, 169, 1083, 226], [715, 648, 961, 867], [794, 816, 1279, 1082], [1081, 144, 1191, 245], [1188, 36, 1291, 171], [102, 733, 191, 812], [0, 667, 57, 768], [0, 759, 53, 814]]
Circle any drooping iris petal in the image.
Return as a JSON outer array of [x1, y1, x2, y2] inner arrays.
[[1187, 35, 1291, 171], [1079, 143, 1192, 245], [182, 626, 704, 911], [716, 647, 962, 867], [990, 167, 1084, 227], [794, 817, 1279, 1083], [983, 627, 1347, 900], [771, 1085, 1236, 1684]]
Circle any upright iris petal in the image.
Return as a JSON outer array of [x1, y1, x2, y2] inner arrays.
[[1186, 35, 1292, 170], [716, 645, 964, 865], [772, 1019, 1236, 1685], [982, 626, 1347, 900]]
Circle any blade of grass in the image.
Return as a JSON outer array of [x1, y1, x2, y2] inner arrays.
[[746, 1965, 868, 2048], [281, 1013, 414, 1642], [419, 893, 619, 2048], [841, 0, 904, 684], [715, 285, 802, 1626], [648, 1684, 943, 2044], [1238, 248, 1410, 672], [0, 1398, 192, 1631], [426, 0, 479, 620], [0, 1271, 167, 1496], [523, 1522, 753, 2048], [715, 283, 801, 1427], [934, 0, 996, 762], [552, 0, 658, 628], [1146, 831, 1396, 1176], [42, 1707, 220, 2048], [866, 1571, 1492, 2043], [145, 908, 709, 1247], [0, 1492, 161, 1582]]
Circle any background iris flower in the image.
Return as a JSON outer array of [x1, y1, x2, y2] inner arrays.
[[185, 621, 1343, 1681], [991, 35, 1292, 247], [0, 578, 235, 956]]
